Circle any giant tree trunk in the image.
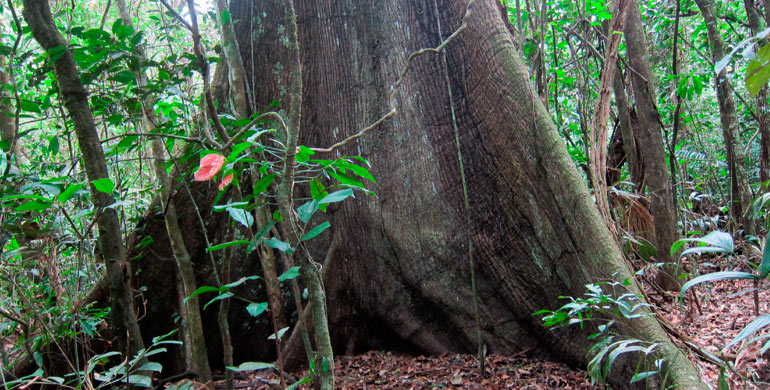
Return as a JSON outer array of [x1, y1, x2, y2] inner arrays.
[[115, 0, 708, 388]]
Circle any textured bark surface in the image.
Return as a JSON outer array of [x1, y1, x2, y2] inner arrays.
[[624, 0, 681, 291], [116, 0, 708, 387], [694, 0, 753, 232]]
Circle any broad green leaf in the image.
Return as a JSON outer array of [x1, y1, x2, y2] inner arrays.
[[137, 362, 163, 372], [318, 188, 353, 205], [123, 374, 152, 387], [221, 9, 231, 23], [761, 231, 770, 279], [277, 266, 301, 282], [184, 286, 219, 303], [264, 237, 292, 253], [302, 222, 330, 241], [676, 231, 734, 257], [254, 221, 276, 243], [680, 271, 758, 302], [227, 207, 253, 228], [203, 292, 234, 310], [327, 169, 364, 188], [724, 314, 770, 351], [228, 142, 251, 161], [222, 275, 261, 289], [246, 302, 268, 317], [20, 99, 41, 114], [747, 44, 770, 96], [227, 362, 275, 372], [206, 240, 251, 252], [58, 184, 84, 203], [92, 178, 115, 194], [15, 200, 52, 211], [253, 174, 276, 196], [297, 200, 318, 223], [309, 178, 328, 200], [334, 160, 375, 182]]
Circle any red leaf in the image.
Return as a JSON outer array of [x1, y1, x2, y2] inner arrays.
[[218, 173, 234, 190], [194, 153, 225, 181]]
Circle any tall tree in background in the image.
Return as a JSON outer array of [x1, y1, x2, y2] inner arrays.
[[743, 0, 770, 185], [623, 0, 681, 291], [694, 0, 754, 232], [114, 0, 213, 382], [21, 0, 146, 358]]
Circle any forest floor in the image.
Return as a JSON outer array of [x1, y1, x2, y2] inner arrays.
[[173, 255, 770, 389]]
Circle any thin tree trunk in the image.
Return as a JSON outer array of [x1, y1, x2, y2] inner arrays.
[[590, 0, 628, 235], [22, 0, 146, 359], [694, 0, 753, 233], [114, 0, 213, 382], [743, 0, 770, 185], [612, 63, 644, 191], [624, 0, 681, 291]]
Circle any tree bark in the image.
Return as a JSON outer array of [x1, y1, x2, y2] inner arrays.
[[22, 0, 145, 359], [743, 0, 770, 185], [624, 0, 681, 291], [106, 0, 708, 388], [590, 0, 628, 234], [694, 0, 754, 233]]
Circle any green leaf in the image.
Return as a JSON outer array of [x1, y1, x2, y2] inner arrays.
[[20, 99, 41, 114], [136, 362, 163, 372], [277, 266, 301, 282], [718, 368, 729, 390], [318, 188, 353, 204], [680, 271, 758, 302], [327, 169, 363, 188], [676, 231, 734, 257], [228, 142, 251, 161], [297, 200, 318, 223], [109, 70, 137, 84], [747, 44, 770, 96], [309, 178, 328, 200], [264, 237, 292, 253], [58, 184, 84, 203], [47, 45, 67, 62], [222, 275, 261, 289], [630, 370, 658, 383], [92, 178, 115, 194], [203, 292, 234, 310], [206, 240, 251, 252], [333, 160, 376, 182], [246, 302, 268, 317], [123, 374, 152, 387], [15, 200, 52, 211], [301, 222, 330, 241], [286, 376, 311, 390], [227, 362, 275, 372], [184, 286, 219, 303], [268, 327, 290, 340], [253, 174, 276, 196], [227, 207, 253, 228], [760, 231, 770, 279], [221, 9, 231, 23], [724, 314, 770, 351]]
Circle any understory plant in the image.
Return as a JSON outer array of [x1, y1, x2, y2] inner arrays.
[[678, 229, 770, 384], [535, 279, 663, 386]]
